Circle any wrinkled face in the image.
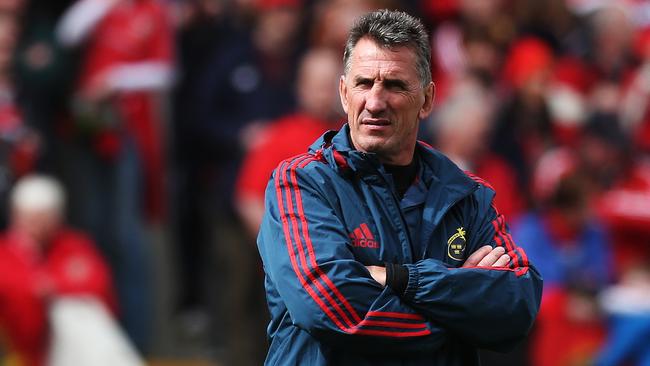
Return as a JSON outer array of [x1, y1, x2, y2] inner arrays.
[[339, 37, 434, 165]]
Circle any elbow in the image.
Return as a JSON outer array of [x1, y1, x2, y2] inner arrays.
[[491, 272, 544, 351], [474, 271, 544, 351]]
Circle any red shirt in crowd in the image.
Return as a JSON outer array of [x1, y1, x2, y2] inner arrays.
[[597, 162, 650, 275], [76, 0, 173, 221], [0, 229, 116, 366], [236, 113, 339, 202]]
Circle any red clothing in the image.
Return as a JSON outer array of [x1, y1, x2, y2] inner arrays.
[[78, 0, 172, 90], [596, 163, 650, 275], [531, 288, 606, 366], [236, 113, 338, 201], [472, 153, 525, 220], [0, 229, 116, 366], [78, 0, 173, 221]]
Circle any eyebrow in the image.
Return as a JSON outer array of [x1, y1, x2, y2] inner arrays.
[[353, 76, 409, 88], [353, 76, 373, 84], [383, 78, 408, 89]]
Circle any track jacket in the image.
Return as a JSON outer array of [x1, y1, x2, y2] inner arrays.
[[257, 124, 543, 365]]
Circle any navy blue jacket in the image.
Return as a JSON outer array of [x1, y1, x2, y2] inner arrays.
[[257, 125, 543, 365]]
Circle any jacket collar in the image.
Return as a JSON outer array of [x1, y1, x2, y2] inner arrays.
[[309, 124, 477, 196]]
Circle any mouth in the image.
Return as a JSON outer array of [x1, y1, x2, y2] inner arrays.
[[361, 118, 391, 127]]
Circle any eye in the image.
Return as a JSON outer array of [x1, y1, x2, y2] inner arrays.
[[354, 78, 373, 88], [384, 80, 407, 91]]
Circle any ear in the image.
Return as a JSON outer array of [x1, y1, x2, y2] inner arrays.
[[339, 75, 349, 114], [418, 81, 435, 120]]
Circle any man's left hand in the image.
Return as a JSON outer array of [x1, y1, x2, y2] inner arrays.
[[366, 265, 386, 286], [461, 245, 510, 268]]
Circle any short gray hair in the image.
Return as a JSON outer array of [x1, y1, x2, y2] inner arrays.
[[343, 10, 432, 86]]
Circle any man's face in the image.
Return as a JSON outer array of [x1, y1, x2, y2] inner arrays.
[[339, 37, 434, 165]]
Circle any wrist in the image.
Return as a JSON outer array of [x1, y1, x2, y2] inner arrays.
[[385, 262, 409, 296]]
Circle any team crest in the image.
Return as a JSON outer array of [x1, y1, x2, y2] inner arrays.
[[447, 227, 467, 261]]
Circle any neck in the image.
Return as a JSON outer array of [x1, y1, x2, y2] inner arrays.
[[378, 145, 416, 166], [383, 154, 419, 199]]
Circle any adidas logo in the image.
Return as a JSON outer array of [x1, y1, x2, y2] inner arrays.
[[349, 223, 379, 249]]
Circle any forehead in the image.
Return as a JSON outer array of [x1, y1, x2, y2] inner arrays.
[[349, 37, 419, 79]]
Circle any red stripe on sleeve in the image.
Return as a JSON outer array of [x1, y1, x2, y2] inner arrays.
[[283, 155, 361, 328], [290, 157, 363, 324], [367, 311, 425, 321], [274, 158, 350, 332], [357, 319, 428, 329], [352, 328, 432, 337]]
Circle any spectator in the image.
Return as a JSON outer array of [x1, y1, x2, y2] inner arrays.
[[428, 0, 513, 103], [545, 57, 595, 146], [491, 37, 556, 203], [55, 0, 174, 351], [0, 175, 116, 366], [432, 75, 524, 219], [513, 149, 612, 366], [589, 4, 635, 81], [235, 47, 343, 237], [582, 114, 650, 277], [171, 0, 303, 318]]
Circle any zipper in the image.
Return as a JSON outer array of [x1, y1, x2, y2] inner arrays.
[[375, 164, 415, 262]]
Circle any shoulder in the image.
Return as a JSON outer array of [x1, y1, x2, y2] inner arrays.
[[464, 171, 496, 192], [272, 152, 330, 181], [458, 171, 497, 210]]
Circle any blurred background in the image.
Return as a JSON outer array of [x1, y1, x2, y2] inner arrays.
[[0, 0, 649, 365]]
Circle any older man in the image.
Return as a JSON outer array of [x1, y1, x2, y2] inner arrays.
[[257, 10, 542, 365]]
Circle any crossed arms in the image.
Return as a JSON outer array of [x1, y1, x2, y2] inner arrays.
[[258, 158, 543, 352]]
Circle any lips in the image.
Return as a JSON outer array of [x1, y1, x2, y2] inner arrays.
[[361, 118, 390, 126]]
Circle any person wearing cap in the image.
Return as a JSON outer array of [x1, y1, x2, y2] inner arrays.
[[0, 175, 115, 366], [257, 10, 542, 365]]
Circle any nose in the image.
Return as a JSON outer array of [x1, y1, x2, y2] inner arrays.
[[365, 84, 387, 115]]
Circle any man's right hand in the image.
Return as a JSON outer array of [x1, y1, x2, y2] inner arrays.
[[461, 245, 510, 268]]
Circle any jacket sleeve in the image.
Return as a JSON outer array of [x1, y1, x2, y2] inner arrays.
[[258, 156, 447, 352], [400, 184, 543, 352]]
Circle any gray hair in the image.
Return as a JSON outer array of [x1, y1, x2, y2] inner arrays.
[[343, 10, 432, 86]]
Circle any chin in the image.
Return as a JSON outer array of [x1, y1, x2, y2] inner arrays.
[[355, 134, 381, 147]]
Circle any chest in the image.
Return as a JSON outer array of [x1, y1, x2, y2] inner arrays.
[[330, 175, 473, 268]]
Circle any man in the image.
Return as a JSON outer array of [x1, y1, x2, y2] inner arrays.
[[257, 10, 542, 365], [0, 175, 116, 366]]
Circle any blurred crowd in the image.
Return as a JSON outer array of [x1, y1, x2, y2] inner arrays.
[[0, 0, 649, 365]]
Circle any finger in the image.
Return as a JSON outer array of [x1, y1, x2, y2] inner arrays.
[[462, 245, 493, 268], [477, 246, 506, 267], [492, 253, 511, 268], [365, 266, 386, 286]]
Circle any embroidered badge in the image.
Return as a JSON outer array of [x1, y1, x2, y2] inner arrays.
[[447, 227, 467, 261]]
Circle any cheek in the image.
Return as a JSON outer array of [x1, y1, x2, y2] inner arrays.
[[346, 95, 365, 118]]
